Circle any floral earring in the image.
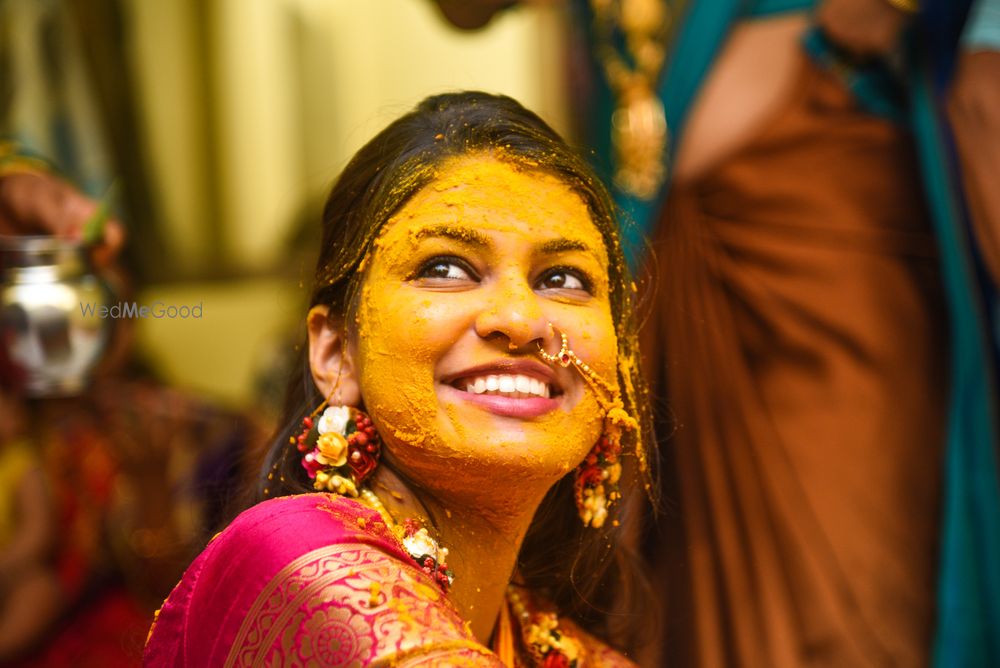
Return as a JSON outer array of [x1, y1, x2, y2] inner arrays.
[[287, 378, 453, 591], [291, 392, 381, 497], [538, 327, 637, 528]]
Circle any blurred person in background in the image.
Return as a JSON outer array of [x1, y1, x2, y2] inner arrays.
[[0, 1, 260, 664], [434, 0, 1000, 666]]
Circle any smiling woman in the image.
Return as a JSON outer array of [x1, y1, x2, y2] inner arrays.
[[143, 92, 655, 666]]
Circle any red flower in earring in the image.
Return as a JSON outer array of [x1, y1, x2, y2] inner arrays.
[[297, 404, 382, 495], [347, 412, 380, 483]]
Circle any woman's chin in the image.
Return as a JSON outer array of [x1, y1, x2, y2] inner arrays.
[[429, 385, 598, 473], [371, 384, 599, 500]]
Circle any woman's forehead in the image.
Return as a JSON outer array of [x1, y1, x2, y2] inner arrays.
[[379, 155, 608, 258]]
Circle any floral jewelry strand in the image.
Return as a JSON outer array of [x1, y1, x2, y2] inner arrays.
[[507, 587, 583, 668], [358, 488, 454, 591], [291, 400, 381, 496], [266, 388, 346, 498], [290, 387, 336, 454], [537, 327, 638, 528], [292, 399, 453, 591]]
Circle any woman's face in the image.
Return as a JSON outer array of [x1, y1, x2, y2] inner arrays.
[[351, 155, 618, 502]]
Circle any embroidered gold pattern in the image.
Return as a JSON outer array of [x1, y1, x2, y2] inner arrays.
[[223, 544, 476, 667], [314, 495, 392, 543], [381, 640, 502, 666], [214, 495, 633, 667]]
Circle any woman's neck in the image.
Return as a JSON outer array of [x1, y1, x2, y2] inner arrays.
[[368, 465, 548, 642]]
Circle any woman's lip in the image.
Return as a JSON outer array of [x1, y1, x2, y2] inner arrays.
[[439, 384, 561, 418]]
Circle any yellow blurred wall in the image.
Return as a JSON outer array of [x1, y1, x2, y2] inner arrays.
[[125, 0, 568, 406]]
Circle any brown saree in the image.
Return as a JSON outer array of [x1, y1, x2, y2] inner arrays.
[[642, 57, 947, 667]]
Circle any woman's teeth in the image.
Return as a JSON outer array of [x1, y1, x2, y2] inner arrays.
[[463, 374, 551, 398]]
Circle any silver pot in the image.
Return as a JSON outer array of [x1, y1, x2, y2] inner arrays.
[[0, 236, 112, 396]]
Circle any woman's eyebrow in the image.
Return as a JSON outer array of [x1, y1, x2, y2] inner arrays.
[[411, 226, 601, 259], [537, 238, 598, 256], [413, 224, 491, 248]]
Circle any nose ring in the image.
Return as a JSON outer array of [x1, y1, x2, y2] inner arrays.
[[537, 325, 618, 411], [536, 330, 573, 367]]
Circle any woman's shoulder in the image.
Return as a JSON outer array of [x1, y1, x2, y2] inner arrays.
[[179, 493, 413, 597], [145, 493, 489, 667], [214, 492, 403, 554]]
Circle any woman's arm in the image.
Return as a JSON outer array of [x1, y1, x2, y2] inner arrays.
[[0, 467, 54, 576], [429, 0, 521, 29], [428, 0, 561, 30], [815, 0, 913, 57], [0, 142, 123, 267], [948, 0, 1000, 288]]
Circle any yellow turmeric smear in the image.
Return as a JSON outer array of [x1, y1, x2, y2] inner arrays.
[[352, 154, 620, 501]]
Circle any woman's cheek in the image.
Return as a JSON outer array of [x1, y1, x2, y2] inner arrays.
[[357, 335, 438, 453], [355, 287, 451, 450], [560, 308, 620, 385]]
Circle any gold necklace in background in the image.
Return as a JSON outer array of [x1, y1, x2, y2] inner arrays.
[[590, 0, 672, 200]]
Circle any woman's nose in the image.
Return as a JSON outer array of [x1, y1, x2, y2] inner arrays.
[[474, 277, 549, 349]]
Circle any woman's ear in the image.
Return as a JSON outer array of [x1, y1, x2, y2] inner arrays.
[[307, 305, 361, 406]]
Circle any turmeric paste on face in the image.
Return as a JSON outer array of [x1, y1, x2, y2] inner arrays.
[[350, 156, 620, 505]]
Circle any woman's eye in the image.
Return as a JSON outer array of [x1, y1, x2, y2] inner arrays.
[[537, 269, 591, 293], [414, 257, 476, 282]]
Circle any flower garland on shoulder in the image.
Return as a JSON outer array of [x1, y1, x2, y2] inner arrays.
[[397, 517, 454, 591]]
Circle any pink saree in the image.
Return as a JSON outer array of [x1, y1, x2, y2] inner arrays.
[[143, 493, 630, 667]]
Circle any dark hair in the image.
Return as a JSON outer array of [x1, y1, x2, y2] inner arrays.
[[257, 91, 656, 651]]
